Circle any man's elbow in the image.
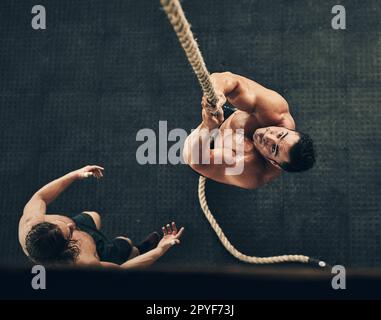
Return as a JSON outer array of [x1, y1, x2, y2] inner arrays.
[[31, 192, 45, 204], [237, 177, 265, 190], [188, 163, 204, 173]]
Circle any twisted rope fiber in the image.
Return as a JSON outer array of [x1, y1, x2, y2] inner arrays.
[[161, 0, 321, 266], [160, 0, 218, 106], [198, 176, 309, 264]]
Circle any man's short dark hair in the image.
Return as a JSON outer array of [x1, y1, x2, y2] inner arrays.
[[25, 222, 79, 265], [281, 132, 315, 172]]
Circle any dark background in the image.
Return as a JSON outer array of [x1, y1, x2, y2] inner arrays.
[[0, 0, 380, 269]]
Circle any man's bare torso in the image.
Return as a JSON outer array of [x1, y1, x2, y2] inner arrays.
[[216, 110, 281, 188]]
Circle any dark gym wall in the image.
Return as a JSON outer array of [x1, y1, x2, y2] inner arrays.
[[0, 0, 380, 268]]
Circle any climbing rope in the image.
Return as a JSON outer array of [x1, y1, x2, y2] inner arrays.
[[160, 0, 218, 106], [161, 0, 325, 267]]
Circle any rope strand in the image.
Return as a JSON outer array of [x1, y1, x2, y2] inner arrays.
[[160, 0, 218, 106], [198, 176, 310, 264]]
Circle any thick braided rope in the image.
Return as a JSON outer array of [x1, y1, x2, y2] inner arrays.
[[161, 0, 313, 265], [160, 0, 218, 106], [198, 176, 310, 264]]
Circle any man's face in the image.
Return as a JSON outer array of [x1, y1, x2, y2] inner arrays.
[[253, 126, 300, 167]]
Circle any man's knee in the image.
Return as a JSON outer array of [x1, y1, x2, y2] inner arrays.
[[116, 237, 139, 259], [116, 236, 133, 246], [128, 247, 139, 260], [83, 211, 101, 230]]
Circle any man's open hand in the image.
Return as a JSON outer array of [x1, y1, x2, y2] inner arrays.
[[158, 222, 185, 251], [75, 165, 104, 180]]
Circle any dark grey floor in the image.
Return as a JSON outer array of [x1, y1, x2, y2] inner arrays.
[[0, 0, 380, 268]]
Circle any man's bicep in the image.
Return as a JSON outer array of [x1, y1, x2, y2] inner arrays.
[[225, 76, 257, 112], [255, 88, 291, 124], [22, 195, 47, 221]]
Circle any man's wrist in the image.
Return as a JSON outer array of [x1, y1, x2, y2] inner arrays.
[[67, 170, 80, 181]]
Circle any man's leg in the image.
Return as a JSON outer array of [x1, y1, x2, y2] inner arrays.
[[116, 231, 161, 260], [115, 237, 140, 259]]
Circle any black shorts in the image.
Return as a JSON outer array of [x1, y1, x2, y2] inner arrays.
[[222, 104, 237, 120], [71, 213, 133, 265]]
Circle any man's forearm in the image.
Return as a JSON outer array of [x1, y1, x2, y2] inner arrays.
[[211, 72, 239, 96], [34, 171, 78, 205], [211, 72, 257, 113], [120, 247, 165, 269]]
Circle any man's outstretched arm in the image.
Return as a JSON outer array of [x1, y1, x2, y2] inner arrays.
[[210, 72, 291, 125]]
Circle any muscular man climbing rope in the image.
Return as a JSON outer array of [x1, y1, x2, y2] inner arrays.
[[162, 0, 324, 265], [183, 72, 316, 189]]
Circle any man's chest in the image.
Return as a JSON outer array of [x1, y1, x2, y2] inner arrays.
[[221, 111, 263, 136]]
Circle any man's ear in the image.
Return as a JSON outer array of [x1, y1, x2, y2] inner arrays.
[[268, 159, 282, 169]]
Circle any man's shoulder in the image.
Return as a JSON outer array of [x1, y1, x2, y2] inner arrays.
[[279, 113, 296, 130]]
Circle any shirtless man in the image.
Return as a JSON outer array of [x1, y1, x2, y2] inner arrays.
[[19, 165, 184, 269], [183, 72, 315, 189]]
